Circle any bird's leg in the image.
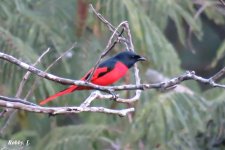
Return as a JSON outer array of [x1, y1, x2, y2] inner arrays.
[[106, 89, 118, 100], [48, 113, 56, 117]]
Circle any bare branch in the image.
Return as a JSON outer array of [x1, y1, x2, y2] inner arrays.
[[0, 4, 225, 119], [187, 2, 210, 53], [123, 22, 142, 102], [0, 48, 51, 135], [45, 43, 77, 71], [86, 22, 126, 82], [1, 52, 225, 96], [90, 4, 116, 33], [80, 91, 118, 107], [16, 48, 51, 98], [90, 4, 127, 41], [0, 97, 134, 117], [90, 4, 128, 48], [25, 42, 77, 99], [219, 0, 225, 6], [210, 67, 225, 81], [90, 5, 143, 103], [0, 95, 37, 106], [146, 69, 194, 95], [0, 51, 94, 86], [80, 91, 102, 107]]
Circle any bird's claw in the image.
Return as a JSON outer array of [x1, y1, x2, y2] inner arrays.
[[108, 89, 118, 100], [111, 94, 118, 100]]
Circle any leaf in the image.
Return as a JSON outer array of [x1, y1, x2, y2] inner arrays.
[[36, 125, 114, 150], [125, 91, 208, 149]]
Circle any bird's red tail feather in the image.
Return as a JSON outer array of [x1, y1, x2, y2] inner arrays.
[[39, 85, 79, 105]]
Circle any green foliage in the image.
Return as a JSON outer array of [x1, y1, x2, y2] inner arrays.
[[210, 40, 225, 68], [0, 0, 75, 98], [101, 0, 183, 75], [36, 125, 114, 150], [0, 0, 225, 150]]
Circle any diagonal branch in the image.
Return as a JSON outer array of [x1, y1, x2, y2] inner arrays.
[[90, 5, 142, 103], [25, 42, 77, 100], [210, 66, 225, 81], [90, 4, 128, 44], [219, 0, 225, 6], [16, 48, 51, 98], [0, 48, 51, 135], [86, 22, 126, 82]]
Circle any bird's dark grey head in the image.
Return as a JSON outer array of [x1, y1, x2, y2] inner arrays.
[[114, 51, 146, 68]]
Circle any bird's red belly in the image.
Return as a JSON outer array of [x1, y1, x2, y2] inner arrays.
[[91, 62, 128, 86]]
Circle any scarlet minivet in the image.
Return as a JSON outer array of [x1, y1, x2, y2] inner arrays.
[[39, 51, 146, 105]]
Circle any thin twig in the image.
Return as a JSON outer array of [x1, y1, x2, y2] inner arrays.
[[187, 2, 210, 53], [90, 4, 126, 40], [25, 42, 77, 99], [16, 48, 51, 97], [89, 5, 142, 103], [0, 48, 50, 135], [86, 21, 128, 82], [90, 4, 129, 48], [219, 0, 225, 6], [0, 44, 76, 135], [123, 22, 142, 102], [45, 43, 77, 72], [80, 91, 115, 107], [80, 91, 100, 107], [210, 66, 225, 81], [0, 95, 37, 106]]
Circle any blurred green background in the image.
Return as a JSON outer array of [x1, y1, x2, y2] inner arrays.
[[0, 0, 225, 149]]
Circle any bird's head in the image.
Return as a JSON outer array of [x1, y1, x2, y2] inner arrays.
[[114, 51, 146, 68]]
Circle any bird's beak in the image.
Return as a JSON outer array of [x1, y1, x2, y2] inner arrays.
[[138, 56, 147, 61]]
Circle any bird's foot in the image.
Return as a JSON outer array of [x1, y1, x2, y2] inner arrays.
[[108, 89, 118, 100]]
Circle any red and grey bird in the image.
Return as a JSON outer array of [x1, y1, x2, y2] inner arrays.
[[39, 51, 146, 105]]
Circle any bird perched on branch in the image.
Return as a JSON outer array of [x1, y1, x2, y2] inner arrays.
[[39, 51, 146, 105]]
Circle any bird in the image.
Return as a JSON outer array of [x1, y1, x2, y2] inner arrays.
[[39, 51, 146, 105]]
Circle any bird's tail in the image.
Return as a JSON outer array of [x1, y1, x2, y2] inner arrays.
[[39, 85, 79, 105], [39, 70, 94, 105]]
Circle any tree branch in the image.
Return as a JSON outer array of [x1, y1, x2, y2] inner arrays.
[[210, 66, 225, 81], [1, 4, 225, 118], [219, 0, 225, 6], [89, 4, 128, 45], [86, 22, 126, 82], [90, 4, 142, 103], [1, 53, 225, 115], [16, 48, 51, 98], [0, 97, 134, 117], [1, 52, 225, 93], [25, 42, 77, 100], [0, 48, 51, 135]]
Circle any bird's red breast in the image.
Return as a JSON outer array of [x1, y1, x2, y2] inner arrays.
[[90, 61, 128, 85]]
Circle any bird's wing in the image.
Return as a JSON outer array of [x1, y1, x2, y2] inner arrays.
[[81, 58, 116, 81], [82, 67, 113, 81]]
